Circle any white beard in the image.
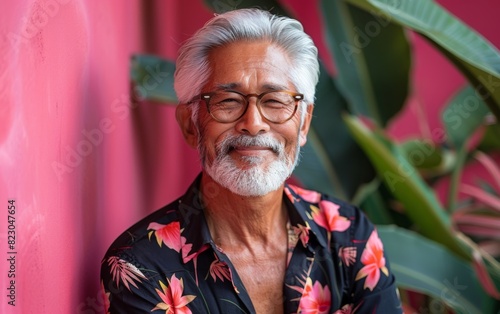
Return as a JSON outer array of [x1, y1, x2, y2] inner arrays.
[[199, 133, 301, 197]]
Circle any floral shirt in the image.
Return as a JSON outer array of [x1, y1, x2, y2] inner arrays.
[[100, 175, 402, 313]]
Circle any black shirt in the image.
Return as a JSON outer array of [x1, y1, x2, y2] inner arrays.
[[101, 175, 402, 313]]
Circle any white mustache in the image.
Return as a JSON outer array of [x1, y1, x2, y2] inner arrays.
[[216, 134, 284, 156]]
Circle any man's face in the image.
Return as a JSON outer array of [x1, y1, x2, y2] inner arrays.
[[193, 40, 313, 196]]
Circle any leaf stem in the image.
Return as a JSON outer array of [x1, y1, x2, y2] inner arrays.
[[447, 145, 468, 212]]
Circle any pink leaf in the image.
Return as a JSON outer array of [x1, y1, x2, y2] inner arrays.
[[472, 250, 500, 300], [455, 225, 500, 239], [452, 212, 500, 229], [465, 126, 486, 152], [474, 151, 500, 192], [460, 184, 500, 213], [479, 241, 500, 258]]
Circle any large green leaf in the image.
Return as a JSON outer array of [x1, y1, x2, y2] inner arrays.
[[441, 86, 491, 211], [343, 114, 470, 259], [442, 85, 491, 150], [398, 139, 456, 181], [294, 65, 376, 200], [379, 225, 499, 314], [399, 139, 444, 170], [130, 54, 177, 103], [479, 123, 500, 151], [354, 179, 396, 225], [346, 0, 500, 122], [320, 0, 411, 127]]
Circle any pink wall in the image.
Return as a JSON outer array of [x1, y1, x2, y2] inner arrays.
[[0, 1, 498, 313], [390, 0, 500, 141]]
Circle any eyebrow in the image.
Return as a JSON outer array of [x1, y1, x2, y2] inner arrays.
[[213, 83, 239, 91], [212, 83, 290, 92]]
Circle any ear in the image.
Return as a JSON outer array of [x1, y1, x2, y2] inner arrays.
[[299, 104, 314, 147], [175, 103, 198, 148]]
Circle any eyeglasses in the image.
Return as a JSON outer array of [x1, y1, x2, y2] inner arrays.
[[192, 90, 304, 124]]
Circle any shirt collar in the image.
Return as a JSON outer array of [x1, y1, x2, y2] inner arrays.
[[178, 175, 329, 263], [178, 174, 213, 261], [283, 183, 329, 249]]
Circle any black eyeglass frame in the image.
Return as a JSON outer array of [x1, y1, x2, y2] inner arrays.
[[192, 90, 304, 124]]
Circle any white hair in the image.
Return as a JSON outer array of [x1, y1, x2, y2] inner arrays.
[[174, 8, 320, 116]]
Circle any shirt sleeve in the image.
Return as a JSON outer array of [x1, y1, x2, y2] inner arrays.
[[345, 206, 403, 313], [100, 253, 159, 314]]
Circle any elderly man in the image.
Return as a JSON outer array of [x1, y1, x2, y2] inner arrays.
[[101, 8, 402, 313]]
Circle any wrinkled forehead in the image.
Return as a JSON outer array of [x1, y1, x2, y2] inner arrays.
[[204, 40, 296, 92]]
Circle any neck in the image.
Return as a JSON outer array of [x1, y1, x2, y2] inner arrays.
[[200, 172, 288, 249]]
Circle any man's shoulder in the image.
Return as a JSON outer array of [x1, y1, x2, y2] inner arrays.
[[102, 197, 183, 257]]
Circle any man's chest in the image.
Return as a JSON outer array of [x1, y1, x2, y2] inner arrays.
[[231, 256, 287, 314]]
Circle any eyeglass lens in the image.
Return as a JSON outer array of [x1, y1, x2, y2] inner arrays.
[[208, 91, 298, 123]]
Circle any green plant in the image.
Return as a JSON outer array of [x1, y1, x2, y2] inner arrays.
[[131, 0, 500, 312]]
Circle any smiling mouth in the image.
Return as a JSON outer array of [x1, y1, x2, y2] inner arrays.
[[218, 135, 283, 157], [229, 145, 277, 155]]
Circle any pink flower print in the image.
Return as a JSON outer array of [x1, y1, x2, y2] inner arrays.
[[285, 185, 321, 203], [355, 229, 389, 291], [100, 280, 111, 314], [148, 222, 195, 262], [106, 256, 147, 291], [292, 223, 310, 247], [152, 274, 196, 314], [339, 246, 357, 267], [334, 303, 360, 314], [180, 236, 195, 262], [297, 278, 331, 314], [186, 244, 210, 286], [208, 253, 231, 282], [311, 200, 351, 232], [148, 222, 182, 251]]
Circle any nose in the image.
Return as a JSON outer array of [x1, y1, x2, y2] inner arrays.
[[235, 98, 270, 136]]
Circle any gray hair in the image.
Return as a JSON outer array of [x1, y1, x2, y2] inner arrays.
[[174, 8, 319, 114]]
